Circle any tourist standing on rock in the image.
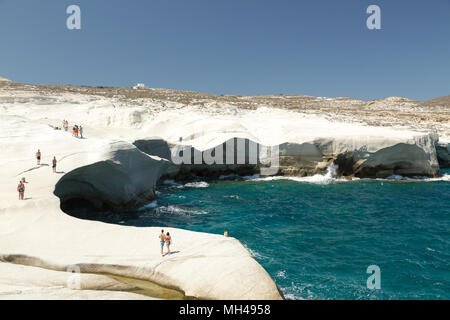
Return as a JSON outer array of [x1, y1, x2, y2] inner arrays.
[[64, 120, 68, 131], [36, 149, 41, 165], [52, 156, 57, 173], [159, 230, 166, 256], [17, 181, 25, 200], [165, 232, 172, 255], [79, 125, 83, 139]]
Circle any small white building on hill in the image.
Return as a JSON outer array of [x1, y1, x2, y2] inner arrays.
[[133, 83, 147, 90]]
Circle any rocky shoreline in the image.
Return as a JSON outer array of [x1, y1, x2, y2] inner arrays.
[[0, 79, 448, 299]]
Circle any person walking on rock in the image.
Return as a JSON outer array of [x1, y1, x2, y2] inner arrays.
[[52, 156, 57, 173], [165, 232, 172, 255], [17, 181, 25, 200], [36, 149, 41, 165], [159, 230, 166, 256]]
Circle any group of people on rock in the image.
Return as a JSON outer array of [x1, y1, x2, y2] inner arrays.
[[17, 150, 58, 200], [35, 150, 57, 172], [61, 120, 83, 139], [72, 124, 83, 138], [159, 230, 172, 256], [17, 118, 86, 200]]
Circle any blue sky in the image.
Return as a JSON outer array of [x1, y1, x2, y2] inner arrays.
[[0, 0, 449, 100]]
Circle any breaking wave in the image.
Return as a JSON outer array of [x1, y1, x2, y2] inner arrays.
[[154, 205, 208, 216], [245, 163, 348, 185], [184, 181, 210, 188]]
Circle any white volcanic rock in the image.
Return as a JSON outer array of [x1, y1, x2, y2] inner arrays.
[[136, 108, 440, 178], [0, 115, 283, 300], [0, 261, 156, 300], [436, 142, 450, 168], [54, 140, 169, 211], [0, 203, 282, 299], [0, 83, 445, 300]]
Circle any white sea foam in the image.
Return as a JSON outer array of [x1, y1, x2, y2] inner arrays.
[[280, 282, 307, 300], [243, 244, 264, 260], [381, 173, 450, 182], [184, 181, 210, 188], [223, 195, 241, 200], [156, 205, 208, 215], [245, 164, 348, 185], [243, 174, 261, 180], [137, 200, 158, 211], [243, 165, 449, 185]]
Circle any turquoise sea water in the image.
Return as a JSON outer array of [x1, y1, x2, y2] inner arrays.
[[112, 170, 450, 300]]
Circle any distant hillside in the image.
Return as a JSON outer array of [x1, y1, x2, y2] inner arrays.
[[0, 79, 448, 142], [421, 95, 450, 108]]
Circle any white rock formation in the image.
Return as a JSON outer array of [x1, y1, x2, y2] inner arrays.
[[0, 82, 445, 300], [436, 142, 450, 168], [0, 262, 155, 300], [134, 109, 440, 178], [0, 115, 282, 300]]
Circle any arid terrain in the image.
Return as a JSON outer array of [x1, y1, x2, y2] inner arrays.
[[1, 78, 449, 142]]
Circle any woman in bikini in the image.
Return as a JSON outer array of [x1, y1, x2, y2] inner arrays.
[[17, 181, 25, 200], [165, 232, 172, 255], [36, 149, 41, 165]]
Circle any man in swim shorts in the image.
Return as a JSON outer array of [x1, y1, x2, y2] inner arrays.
[[17, 181, 25, 200], [52, 156, 57, 173], [159, 230, 166, 256]]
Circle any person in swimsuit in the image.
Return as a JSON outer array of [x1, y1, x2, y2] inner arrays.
[[36, 149, 41, 165], [17, 181, 25, 200], [165, 232, 172, 255], [159, 230, 166, 256], [52, 156, 57, 173]]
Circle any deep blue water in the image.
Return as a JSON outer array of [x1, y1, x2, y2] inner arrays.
[[119, 170, 450, 300]]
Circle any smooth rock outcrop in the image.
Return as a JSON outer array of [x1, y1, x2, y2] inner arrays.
[[135, 134, 440, 180], [55, 141, 169, 212], [0, 262, 153, 300], [0, 203, 283, 300], [436, 142, 450, 168], [0, 81, 446, 300], [333, 135, 440, 178], [0, 116, 283, 300]]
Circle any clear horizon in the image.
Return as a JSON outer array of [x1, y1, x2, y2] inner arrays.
[[1, 0, 449, 101]]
